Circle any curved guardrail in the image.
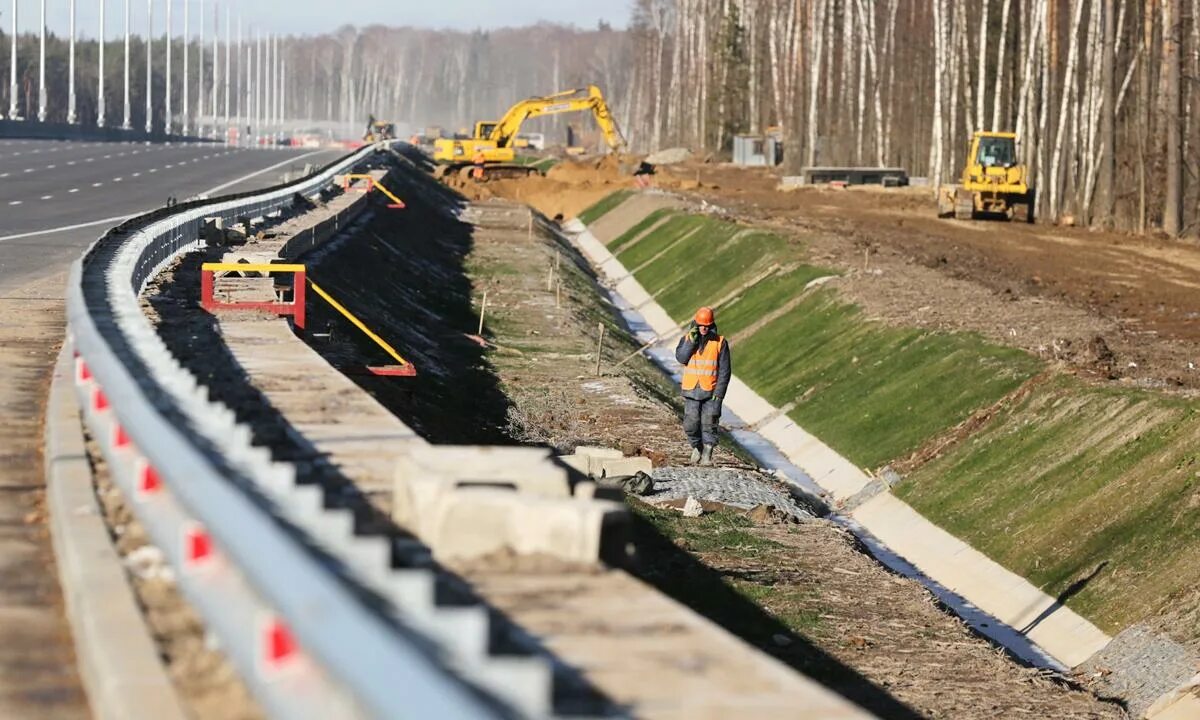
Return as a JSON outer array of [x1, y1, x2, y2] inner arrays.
[[66, 145, 520, 719]]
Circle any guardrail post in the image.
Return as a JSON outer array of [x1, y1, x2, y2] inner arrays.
[[293, 269, 306, 330], [200, 267, 215, 310]]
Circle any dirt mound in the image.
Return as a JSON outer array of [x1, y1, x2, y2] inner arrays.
[[468, 157, 634, 220]]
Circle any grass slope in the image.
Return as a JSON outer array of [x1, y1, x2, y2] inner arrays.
[[897, 376, 1200, 636], [577, 189, 634, 225], [613, 207, 1041, 469]]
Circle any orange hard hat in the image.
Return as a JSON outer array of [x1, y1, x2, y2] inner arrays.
[[694, 306, 715, 325]]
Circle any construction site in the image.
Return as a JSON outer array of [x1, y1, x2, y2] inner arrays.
[[4, 1, 1200, 719]]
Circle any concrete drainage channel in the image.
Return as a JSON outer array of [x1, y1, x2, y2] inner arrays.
[[52, 145, 880, 719]]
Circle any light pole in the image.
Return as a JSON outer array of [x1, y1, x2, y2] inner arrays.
[[255, 29, 261, 143], [98, 0, 106, 126], [236, 14, 242, 142], [209, 1, 216, 136], [182, 0, 188, 134], [7, 0, 17, 120], [122, 0, 131, 129], [223, 4, 229, 136], [68, 0, 77, 124], [145, 0, 153, 134], [38, 0, 46, 122], [164, 0, 171, 134], [198, 0, 204, 135]]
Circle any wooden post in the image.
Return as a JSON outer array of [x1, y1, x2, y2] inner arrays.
[[546, 264, 554, 291], [477, 291, 488, 335], [555, 279, 561, 308], [528, 210, 533, 242], [595, 323, 605, 376]]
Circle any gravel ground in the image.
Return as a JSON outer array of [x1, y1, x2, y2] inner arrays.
[[645, 466, 813, 521], [1079, 625, 1198, 717]]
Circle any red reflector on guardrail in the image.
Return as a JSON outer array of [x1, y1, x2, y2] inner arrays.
[[263, 618, 299, 668], [76, 358, 91, 383], [92, 387, 109, 411], [112, 422, 130, 449], [136, 459, 161, 497], [184, 524, 214, 566]]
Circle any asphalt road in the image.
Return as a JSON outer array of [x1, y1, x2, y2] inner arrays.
[[0, 136, 345, 718], [0, 137, 345, 293]]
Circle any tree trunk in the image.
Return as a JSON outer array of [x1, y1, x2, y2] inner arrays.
[[992, 0, 1014, 129], [1097, 0, 1117, 225], [1163, 0, 1182, 236]]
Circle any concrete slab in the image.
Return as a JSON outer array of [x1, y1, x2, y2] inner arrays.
[[851, 493, 1110, 668]]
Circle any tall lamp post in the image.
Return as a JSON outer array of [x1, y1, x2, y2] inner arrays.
[[98, 0, 106, 126]]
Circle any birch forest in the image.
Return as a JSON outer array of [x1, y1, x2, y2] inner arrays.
[[624, 0, 1200, 234]]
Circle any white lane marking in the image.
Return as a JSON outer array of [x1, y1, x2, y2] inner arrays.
[[92, 182, 103, 187], [164, 163, 174, 168], [103, 154, 111, 159], [149, 168, 158, 173], [132, 172, 141, 177], [46, 164, 56, 169], [10, 151, 20, 156], [0, 149, 326, 244], [0, 173, 7, 178], [113, 177, 123, 182], [67, 160, 76, 165], [132, 150, 140, 155], [0, 213, 139, 242], [23, 168, 34, 173], [68, 188, 79, 193], [40, 195, 53, 200], [85, 157, 94, 162]]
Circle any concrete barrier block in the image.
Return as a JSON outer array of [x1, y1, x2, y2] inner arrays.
[[392, 445, 576, 531], [574, 446, 624, 460], [598, 457, 652, 478], [417, 488, 626, 563]]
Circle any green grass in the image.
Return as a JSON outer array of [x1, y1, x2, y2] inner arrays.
[[714, 265, 836, 336], [896, 376, 1200, 637], [622, 211, 1042, 469], [607, 207, 676, 252], [577, 189, 634, 225]]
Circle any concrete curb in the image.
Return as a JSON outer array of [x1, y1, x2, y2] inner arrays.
[[45, 343, 188, 720], [571, 208, 1112, 671]]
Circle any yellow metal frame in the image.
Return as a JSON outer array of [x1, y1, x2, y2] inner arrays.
[[340, 174, 407, 208], [202, 262, 306, 274], [307, 279, 413, 369]]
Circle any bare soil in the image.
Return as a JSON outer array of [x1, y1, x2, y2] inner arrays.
[[665, 162, 1200, 392], [0, 273, 88, 719]]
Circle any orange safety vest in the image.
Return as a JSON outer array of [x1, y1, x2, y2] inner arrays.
[[681, 336, 724, 392]]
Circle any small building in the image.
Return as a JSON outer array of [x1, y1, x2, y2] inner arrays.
[[732, 135, 783, 167]]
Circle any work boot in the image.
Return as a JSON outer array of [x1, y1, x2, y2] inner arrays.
[[689, 446, 701, 464], [700, 445, 714, 466]]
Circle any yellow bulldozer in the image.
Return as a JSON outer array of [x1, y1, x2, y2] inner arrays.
[[432, 85, 625, 181], [938, 131, 1036, 222]]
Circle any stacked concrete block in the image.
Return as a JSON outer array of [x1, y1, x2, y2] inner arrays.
[[392, 445, 626, 564], [559, 445, 653, 479]]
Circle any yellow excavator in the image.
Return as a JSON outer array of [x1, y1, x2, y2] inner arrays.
[[432, 85, 625, 181], [937, 131, 1036, 222]]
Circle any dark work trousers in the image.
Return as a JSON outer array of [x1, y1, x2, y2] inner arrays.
[[683, 397, 720, 448]]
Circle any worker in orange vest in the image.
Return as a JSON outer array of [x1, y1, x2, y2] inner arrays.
[[472, 151, 486, 180], [675, 306, 731, 465]]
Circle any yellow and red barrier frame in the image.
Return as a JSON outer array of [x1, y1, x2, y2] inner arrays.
[[201, 263, 307, 329], [339, 173, 407, 209]]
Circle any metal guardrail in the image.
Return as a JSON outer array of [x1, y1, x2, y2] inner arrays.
[[65, 144, 546, 719]]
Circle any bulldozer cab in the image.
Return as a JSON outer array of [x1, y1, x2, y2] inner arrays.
[[975, 134, 1016, 168]]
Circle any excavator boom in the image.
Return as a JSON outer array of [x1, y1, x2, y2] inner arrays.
[[432, 85, 625, 175]]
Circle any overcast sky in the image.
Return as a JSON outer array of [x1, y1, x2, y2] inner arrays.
[[3, 0, 630, 39]]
